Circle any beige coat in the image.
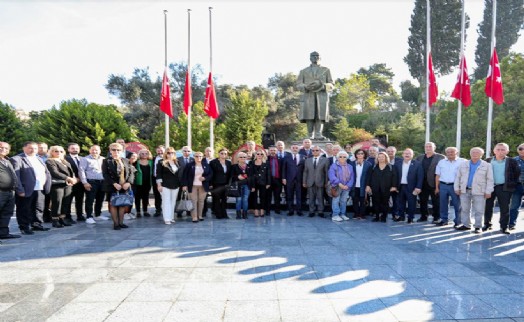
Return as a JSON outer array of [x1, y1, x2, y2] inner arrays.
[[454, 160, 494, 195]]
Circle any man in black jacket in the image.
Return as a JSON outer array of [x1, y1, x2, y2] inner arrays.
[[65, 143, 85, 223], [0, 142, 20, 239]]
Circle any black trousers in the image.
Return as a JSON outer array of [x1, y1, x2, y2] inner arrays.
[[152, 175, 162, 214], [85, 180, 105, 217], [50, 185, 73, 218], [211, 185, 228, 218], [15, 190, 45, 230], [352, 187, 367, 218], [285, 179, 302, 212], [419, 182, 440, 219], [134, 184, 151, 213], [0, 190, 15, 236], [485, 184, 512, 229], [67, 182, 85, 218], [266, 178, 283, 213], [253, 184, 268, 210], [372, 190, 390, 219], [43, 192, 51, 222]]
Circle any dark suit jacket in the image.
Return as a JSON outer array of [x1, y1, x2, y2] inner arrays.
[[209, 159, 232, 186], [156, 160, 181, 189], [182, 161, 213, 192], [281, 153, 305, 183], [248, 162, 271, 187], [10, 153, 52, 195], [350, 160, 373, 197], [102, 157, 135, 192], [0, 157, 17, 190], [46, 159, 75, 182], [416, 153, 445, 188], [395, 159, 424, 192], [486, 157, 521, 192], [65, 155, 83, 177], [177, 156, 195, 180], [391, 156, 403, 166], [231, 163, 251, 185], [298, 148, 313, 159]]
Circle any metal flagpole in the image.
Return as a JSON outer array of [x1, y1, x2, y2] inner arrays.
[[425, 0, 431, 143], [486, 0, 496, 158], [164, 9, 169, 148], [456, 0, 466, 151], [187, 9, 192, 150], [209, 7, 214, 150]]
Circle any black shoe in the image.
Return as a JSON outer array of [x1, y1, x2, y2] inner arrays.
[[144, 212, 151, 217], [318, 213, 325, 218], [287, 211, 294, 216], [114, 225, 121, 230], [0, 234, 21, 239], [136, 212, 142, 218], [236, 211, 241, 220], [436, 221, 448, 227], [59, 218, 72, 227], [192, 220, 199, 223], [52, 220, 64, 228], [380, 217, 387, 222], [76, 215, 86, 222], [482, 224, 492, 232], [199, 218, 204, 221], [509, 225, 516, 231], [297, 212, 304, 217], [21, 228, 34, 235], [456, 225, 471, 231], [407, 218, 413, 224], [154, 212, 161, 217], [119, 224, 129, 229], [372, 217, 379, 222], [308, 213, 315, 218], [31, 224, 50, 231], [432, 219, 440, 224], [176, 213, 183, 218], [417, 216, 428, 222], [64, 218, 76, 225], [474, 228, 481, 234], [275, 210, 281, 215], [501, 228, 510, 235]]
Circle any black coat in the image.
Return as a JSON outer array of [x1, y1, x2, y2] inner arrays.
[[182, 161, 213, 193], [249, 161, 271, 187], [209, 159, 232, 186], [102, 157, 135, 192], [366, 164, 398, 194], [155, 160, 181, 189], [231, 163, 251, 186], [46, 159, 75, 183]]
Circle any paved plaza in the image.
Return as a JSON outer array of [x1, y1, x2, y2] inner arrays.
[[1, 204, 524, 322]]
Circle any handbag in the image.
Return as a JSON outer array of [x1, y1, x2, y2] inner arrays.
[[176, 191, 194, 212], [110, 190, 134, 207], [328, 186, 339, 198], [227, 181, 241, 197], [51, 179, 66, 186]]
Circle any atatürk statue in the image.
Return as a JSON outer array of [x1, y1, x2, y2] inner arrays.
[[296, 51, 334, 140]]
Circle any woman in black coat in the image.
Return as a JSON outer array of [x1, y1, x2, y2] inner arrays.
[[209, 148, 232, 219], [46, 146, 77, 228], [155, 147, 182, 225], [366, 152, 398, 222], [102, 143, 135, 230], [249, 150, 271, 217]]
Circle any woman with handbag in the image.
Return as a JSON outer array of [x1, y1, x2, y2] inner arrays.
[[366, 152, 398, 222], [328, 151, 355, 222], [155, 147, 181, 225], [182, 152, 213, 223], [134, 149, 153, 218], [102, 143, 135, 230], [249, 150, 271, 217], [231, 152, 251, 219], [350, 149, 372, 220], [46, 146, 77, 228], [209, 148, 232, 219]]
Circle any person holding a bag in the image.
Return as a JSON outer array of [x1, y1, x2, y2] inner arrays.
[[134, 149, 154, 217], [249, 150, 271, 217], [231, 152, 251, 219], [328, 151, 355, 222], [155, 147, 181, 225], [209, 148, 232, 219], [366, 152, 398, 222], [182, 152, 213, 223], [46, 146, 77, 228], [102, 143, 135, 230]]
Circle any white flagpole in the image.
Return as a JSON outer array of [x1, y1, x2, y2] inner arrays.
[[486, 0, 496, 158], [163, 10, 169, 148], [425, 0, 431, 143], [456, 0, 466, 151], [187, 9, 192, 150], [209, 7, 215, 151]]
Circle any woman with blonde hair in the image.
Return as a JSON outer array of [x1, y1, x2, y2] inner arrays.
[[231, 151, 252, 219], [134, 149, 153, 217], [156, 147, 181, 225], [249, 149, 271, 217], [182, 152, 213, 222], [366, 151, 397, 222], [102, 143, 134, 230], [46, 145, 77, 228]]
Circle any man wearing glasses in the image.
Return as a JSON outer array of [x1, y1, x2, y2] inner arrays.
[[65, 143, 85, 224], [509, 143, 524, 230], [0, 142, 21, 239], [303, 146, 329, 217], [176, 146, 194, 218], [152, 145, 165, 217], [282, 144, 305, 216]]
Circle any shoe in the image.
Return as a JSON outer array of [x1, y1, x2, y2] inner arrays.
[[52, 219, 64, 228], [236, 211, 241, 220], [86, 218, 96, 224], [380, 217, 387, 222], [319, 213, 325, 218], [308, 213, 315, 217], [113, 225, 121, 230], [171, 220, 176, 224], [297, 212, 304, 217], [97, 215, 110, 221], [123, 213, 132, 220], [453, 224, 461, 229], [482, 224, 492, 232], [287, 211, 294, 216], [509, 225, 516, 231], [0, 234, 21, 239], [407, 218, 413, 224], [456, 225, 470, 231], [176, 213, 183, 218], [64, 218, 76, 225], [372, 217, 380, 222], [21, 228, 34, 235], [144, 212, 151, 217], [501, 228, 510, 235], [31, 224, 50, 231], [76, 215, 86, 222], [192, 220, 198, 223], [165, 221, 172, 225], [436, 221, 449, 227], [199, 218, 204, 221], [432, 219, 440, 224], [119, 224, 129, 228], [340, 215, 350, 221], [332, 215, 343, 222], [392, 216, 403, 222], [417, 216, 428, 222], [154, 212, 161, 217], [59, 218, 72, 226], [474, 228, 481, 234], [275, 210, 281, 215], [136, 212, 142, 218]]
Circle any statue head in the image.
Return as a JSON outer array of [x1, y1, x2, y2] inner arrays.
[[310, 51, 320, 64]]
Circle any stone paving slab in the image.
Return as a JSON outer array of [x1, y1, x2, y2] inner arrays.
[[0, 207, 523, 322]]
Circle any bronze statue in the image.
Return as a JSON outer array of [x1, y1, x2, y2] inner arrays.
[[296, 51, 334, 140]]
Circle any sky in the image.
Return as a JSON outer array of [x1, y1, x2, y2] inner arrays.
[[0, 0, 522, 112]]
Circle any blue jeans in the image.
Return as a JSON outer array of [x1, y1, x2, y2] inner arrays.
[[235, 184, 250, 212], [509, 183, 523, 227], [332, 189, 350, 216], [439, 183, 461, 224]]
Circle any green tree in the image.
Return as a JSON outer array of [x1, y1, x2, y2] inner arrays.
[[357, 63, 396, 96], [216, 89, 268, 151], [400, 80, 420, 109], [389, 112, 426, 152], [473, 0, 524, 80], [333, 74, 377, 113], [0, 101, 30, 152], [32, 99, 133, 154], [331, 118, 373, 145]]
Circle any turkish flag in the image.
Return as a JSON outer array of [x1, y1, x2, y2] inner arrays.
[[428, 52, 438, 107], [159, 69, 173, 118], [485, 48, 504, 105], [451, 55, 472, 107], [204, 72, 220, 119], [183, 71, 192, 115]]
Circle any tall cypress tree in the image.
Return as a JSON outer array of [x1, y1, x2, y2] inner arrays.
[[473, 0, 524, 80]]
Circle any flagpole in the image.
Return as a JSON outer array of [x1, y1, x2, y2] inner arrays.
[[425, 0, 431, 143], [187, 9, 192, 150], [164, 9, 169, 148], [456, 0, 466, 152], [486, 0, 496, 158], [209, 6, 215, 150]]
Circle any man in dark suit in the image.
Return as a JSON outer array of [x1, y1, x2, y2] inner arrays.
[[10, 141, 52, 234], [387, 146, 403, 218], [0, 142, 21, 239], [37, 142, 52, 223], [176, 146, 194, 217], [65, 143, 85, 223], [281, 144, 305, 216], [415, 142, 445, 222], [266, 146, 284, 215], [394, 148, 424, 224], [298, 139, 313, 158], [152, 145, 165, 217], [302, 146, 329, 217]]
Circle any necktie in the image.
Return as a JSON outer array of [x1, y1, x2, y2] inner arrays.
[[185, 158, 188, 164], [295, 155, 299, 165], [75, 157, 80, 167], [314, 158, 317, 169]]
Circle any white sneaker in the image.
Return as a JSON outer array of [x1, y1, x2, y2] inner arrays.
[[332, 215, 343, 222], [124, 213, 133, 220], [340, 215, 350, 221], [129, 213, 137, 219], [96, 215, 110, 221], [86, 217, 96, 224]]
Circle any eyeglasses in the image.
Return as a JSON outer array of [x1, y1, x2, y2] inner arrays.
[[256, 153, 264, 155], [182, 150, 191, 153], [338, 156, 348, 159], [54, 151, 65, 153], [166, 152, 175, 155], [356, 152, 364, 155], [238, 156, 247, 158], [111, 149, 122, 152], [195, 155, 203, 158], [519, 148, 524, 151], [219, 152, 228, 155], [312, 149, 320, 151]]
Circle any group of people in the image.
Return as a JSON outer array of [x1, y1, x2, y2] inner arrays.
[[0, 137, 523, 240]]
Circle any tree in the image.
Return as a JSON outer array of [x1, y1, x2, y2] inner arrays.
[[0, 101, 30, 152], [400, 80, 420, 109], [389, 112, 426, 152], [216, 89, 268, 151], [331, 118, 373, 145], [473, 0, 524, 80], [32, 99, 133, 154], [357, 63, 396, 96], [332, 74, 377, 113]]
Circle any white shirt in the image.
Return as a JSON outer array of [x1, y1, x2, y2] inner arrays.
[[153, 156, 162, 176], [436, 158, 465, 183], [355, 163, 364, 188], [26, 154, 47, 190], [401, 161, 411, 184]]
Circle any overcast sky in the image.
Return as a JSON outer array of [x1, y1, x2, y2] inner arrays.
[[1, 0, 522, 111]]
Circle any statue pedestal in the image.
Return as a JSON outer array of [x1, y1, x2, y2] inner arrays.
[[292, 139, 336, 150]]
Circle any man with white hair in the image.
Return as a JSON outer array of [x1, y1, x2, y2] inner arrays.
[[416, 142, 445, 222], [509, 143, 524, 230]]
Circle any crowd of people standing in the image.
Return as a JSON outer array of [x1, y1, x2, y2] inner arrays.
[[0, 137, 523, 241]]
